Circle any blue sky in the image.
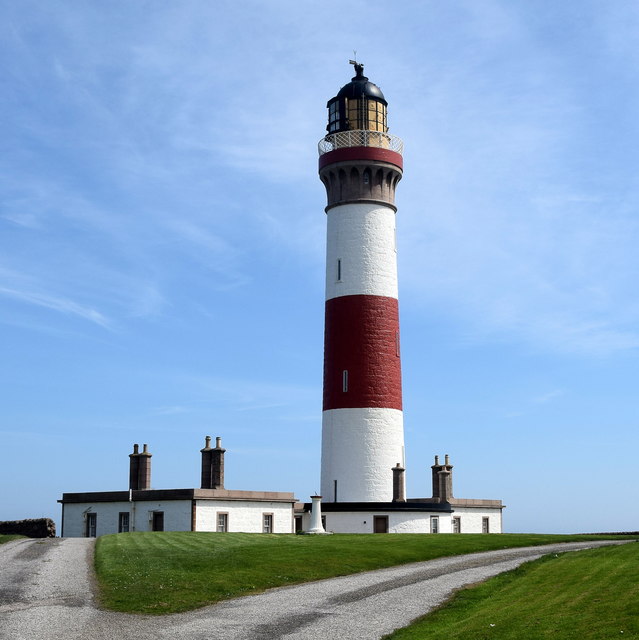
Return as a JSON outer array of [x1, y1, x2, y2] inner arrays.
[[1, 1, 638, 534]]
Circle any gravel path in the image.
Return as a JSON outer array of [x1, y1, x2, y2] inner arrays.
[[0, 537, 629, 640]]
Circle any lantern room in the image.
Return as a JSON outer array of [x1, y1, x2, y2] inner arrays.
[[326, 62, 388, 134]]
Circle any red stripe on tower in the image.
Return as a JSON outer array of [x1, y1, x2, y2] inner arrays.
[[323, 295, 402, 411]]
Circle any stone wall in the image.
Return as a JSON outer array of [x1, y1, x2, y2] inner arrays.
[[0, 518, 56, 538]]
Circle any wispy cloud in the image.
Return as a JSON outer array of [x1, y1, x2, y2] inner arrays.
[[180, 373, 317, 414], [533, 389, 565, 405], [0, 284, 111, 329], [503, 388, 565, 419], [151, 405, 191, 416], [163, 220, 250, 290], [395, 5, 639, 357], [2, 212, 41, 229]]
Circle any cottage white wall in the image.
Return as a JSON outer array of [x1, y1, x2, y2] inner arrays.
[[319, 509, 502, 534], [61, 500, 192, 537], [391, 514, 448, 534], [137, 500, 193, 533], [321, 511, 368, 533], [195, 501, 294, 533], [322, 511, 451, 534], [451, 507, 503, 533], [299, 511, 311, 532]]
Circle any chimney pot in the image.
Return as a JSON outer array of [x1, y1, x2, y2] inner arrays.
[[205, 435, 211, 449], [216, 436, 222, 449], [133, 443, 139, 454], [445, 454, 450, 465]]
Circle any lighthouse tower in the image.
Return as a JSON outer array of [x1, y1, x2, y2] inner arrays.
[[319, 62, 405, 503]]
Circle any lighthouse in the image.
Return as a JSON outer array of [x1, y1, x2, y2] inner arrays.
[[319, 61, 405, 503], [306, 62, 503, 534]]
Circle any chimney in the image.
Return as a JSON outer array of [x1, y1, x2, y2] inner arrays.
[[437, 467, 452, 503], [431, 455, 441, 501], [431, 454, 453, 502], [201, 435, 226, 489], [129, 443, 152, 490], [392, 463, 406, 502]]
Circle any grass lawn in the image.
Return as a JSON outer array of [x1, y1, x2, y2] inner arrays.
[[384, 541, 639, 640], [95, 532, 635, 614], [0, 534, 24, 545]]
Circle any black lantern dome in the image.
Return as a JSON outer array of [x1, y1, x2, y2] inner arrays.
[[326, 62, 388, 134]]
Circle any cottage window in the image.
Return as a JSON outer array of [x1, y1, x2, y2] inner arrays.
[[152, 511, 164, 532], [118, 512, 130, 533], [217, 512, 228, 533], [85, 512, 97, 538]]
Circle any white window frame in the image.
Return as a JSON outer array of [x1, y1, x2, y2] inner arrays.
[[118, 511, 130, 533], [85, 512, 97, 538], [217, 512, 229, 533]]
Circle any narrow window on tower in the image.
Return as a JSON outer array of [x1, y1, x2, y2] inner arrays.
[[342, 370, 348, 392], [337, 258, 342, 282], [396, 331, 400, 357]]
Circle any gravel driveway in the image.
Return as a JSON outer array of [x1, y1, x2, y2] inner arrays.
[[0, 537, 628, 640]]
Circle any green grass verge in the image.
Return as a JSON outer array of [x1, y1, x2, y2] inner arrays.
[[384, 541, 639, 640], [0, 534, 24, 545], [94, 532, 635, 615]]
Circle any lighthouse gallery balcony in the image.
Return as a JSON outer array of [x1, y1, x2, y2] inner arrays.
[[318, 130, 404, 157]]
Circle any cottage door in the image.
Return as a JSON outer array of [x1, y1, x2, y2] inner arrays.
[[373, 515, 388, 533]]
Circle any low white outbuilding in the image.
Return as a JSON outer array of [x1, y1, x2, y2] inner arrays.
[[58, 438, 297, 537], [296, 455, 504, 534]]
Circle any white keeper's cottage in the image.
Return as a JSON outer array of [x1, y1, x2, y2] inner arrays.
[[59, 438, 298, 537]]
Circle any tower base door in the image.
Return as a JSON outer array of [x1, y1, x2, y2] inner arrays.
[[373, 515, 389, 533]]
